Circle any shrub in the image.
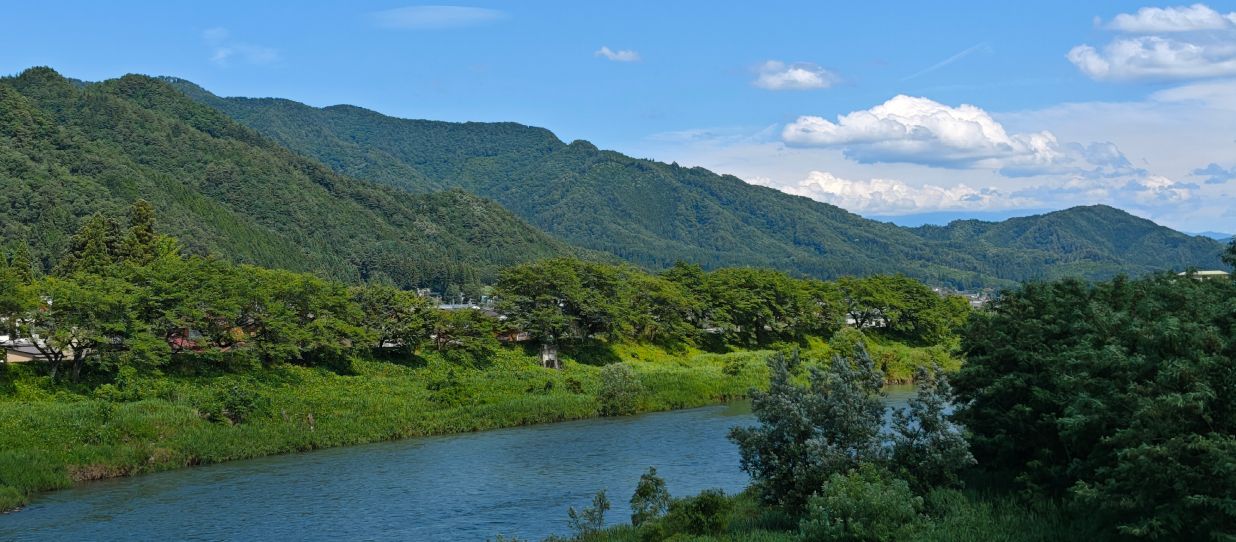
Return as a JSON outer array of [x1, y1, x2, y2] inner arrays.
[[663, 488, 733, 536], [890, 366, 974, 494], [729, 349, 885, 512], [798, 465, 922, 542], [568, 490, 611, 538], [191, 378, 270, 424], [630, 466, 671, 526], [597, 363, 643, 416]]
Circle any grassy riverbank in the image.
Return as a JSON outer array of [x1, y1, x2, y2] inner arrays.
[[0, 338, 951, 513], [0, 345, 750, 512], [0, 338, 954, 512]]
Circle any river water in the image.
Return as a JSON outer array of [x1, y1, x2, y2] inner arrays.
[[0, 387, 914, 541]]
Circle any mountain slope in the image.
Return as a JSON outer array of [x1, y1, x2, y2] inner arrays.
[[0, 67, 582, 290], [171, 79, 1225, 287], [908, 205, 1227, 278]]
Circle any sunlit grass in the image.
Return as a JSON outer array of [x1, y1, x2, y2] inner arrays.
[[0, 336, 954, 512]]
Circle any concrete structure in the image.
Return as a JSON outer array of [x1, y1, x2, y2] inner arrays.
[[1178, 270, 1231, 280]]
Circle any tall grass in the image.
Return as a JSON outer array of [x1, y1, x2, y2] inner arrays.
[[0, 344, 769, 511], [0, 337, 954, 512]]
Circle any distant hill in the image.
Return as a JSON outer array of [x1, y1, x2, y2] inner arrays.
[[1191, 231, 1233, 243], [908, 205, 1227, 278], [169, 79, 1226, 288], [0, 68, 583, 290]]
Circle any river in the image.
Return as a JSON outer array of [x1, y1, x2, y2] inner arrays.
[[0, 386, 915, 541]]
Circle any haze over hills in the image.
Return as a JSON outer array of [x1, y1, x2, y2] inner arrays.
[[168, 78, 1226, 288], [0, 67, 583, 290]]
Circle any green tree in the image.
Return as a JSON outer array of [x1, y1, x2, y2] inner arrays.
[[0, 262, 33, 337], [431, 308, 498, 364], [21, 274, 147, 381], [700, 268, 812, 346], [121, 199, 160, 265], [243, 268, 369, 366], [352, 283, 434, 352], [1224, 238, 1236, 270], [890, 366, 974, 494], [729, 349, 886, 512], [630, 467, 671, 526], [7, 242, 36, 283], [567, 490, 610, 538], [954, 275, 1236, 539], [55, 213, 123, 276]]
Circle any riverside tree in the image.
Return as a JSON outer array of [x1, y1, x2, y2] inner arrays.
[[890, 366, 974, 494], [729, 349, 886, 512], [953, 274, 1236, 539], [630, 467, 670, 526]]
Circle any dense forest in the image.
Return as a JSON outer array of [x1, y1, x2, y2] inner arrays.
[[0, 202, 969, 384], [169, 78, 1225, 288], [0, 67, 586, 293], [0, 202, 971, 512], [561, 249, 1236, 541]]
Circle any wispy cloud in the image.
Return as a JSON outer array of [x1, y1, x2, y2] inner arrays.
[[1192, 162, 1236, 184], [765, 171, 1026, 215], [1106, 4, 1236, 33], [902, 42, 993, 81], [370, 5, 505, 29], [203, 27, 279, 67], [1069, 3, 1236, 81], [595, 46, 640, 62], [752, 61, 837, 90]]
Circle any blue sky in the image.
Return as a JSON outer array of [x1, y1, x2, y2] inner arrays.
[[4, 1, 1236, 231]]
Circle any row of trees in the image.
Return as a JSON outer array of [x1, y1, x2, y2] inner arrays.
[[0, 203, 497, 381], [1, 202, 970, 382], [495, 259, 970, 353]]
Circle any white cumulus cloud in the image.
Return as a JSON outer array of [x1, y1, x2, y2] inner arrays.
[[752, 61, 837, 90], [1107, 3, 1236, 32], [782, 95, 1068, 170], [1068, 36, 1236, 80], [595, 46, 641, 62], [762, 171, 1025, 215], [1070, 4, 1236, 81]]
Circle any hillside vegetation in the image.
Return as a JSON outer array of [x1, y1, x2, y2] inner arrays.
[[169, 79, 1225, 288], [0, 67, 583, 292]]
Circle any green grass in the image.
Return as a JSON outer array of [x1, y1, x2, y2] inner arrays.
[[0, 336, 955, 513], [0, 344, 770, 512]]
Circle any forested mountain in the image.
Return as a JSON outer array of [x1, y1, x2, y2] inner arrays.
[[907, 205, 1226, 280], [170, 79, 1225, 288], [0, 67, 583, 291]]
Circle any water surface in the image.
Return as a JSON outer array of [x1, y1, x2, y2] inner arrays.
[[1, 387, 914, 541]]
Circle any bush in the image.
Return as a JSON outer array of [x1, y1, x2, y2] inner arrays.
[[890, 366, 974, 494], [597, 363, 643, 416], [191, 377, 270, 424], [568, 490, 611, 538], [630, 467, 671, 526], [729, 350, 885, 512], [798, 465, 922, 542], [663, 488, 733, 537]]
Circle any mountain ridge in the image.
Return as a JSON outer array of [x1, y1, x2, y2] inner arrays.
[[0, 67, 585, 291], [166, 77, 1226, 288]]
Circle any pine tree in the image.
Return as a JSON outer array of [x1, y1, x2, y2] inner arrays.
[[122, 199, 159, 265], [56, 213, 123, 276]]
